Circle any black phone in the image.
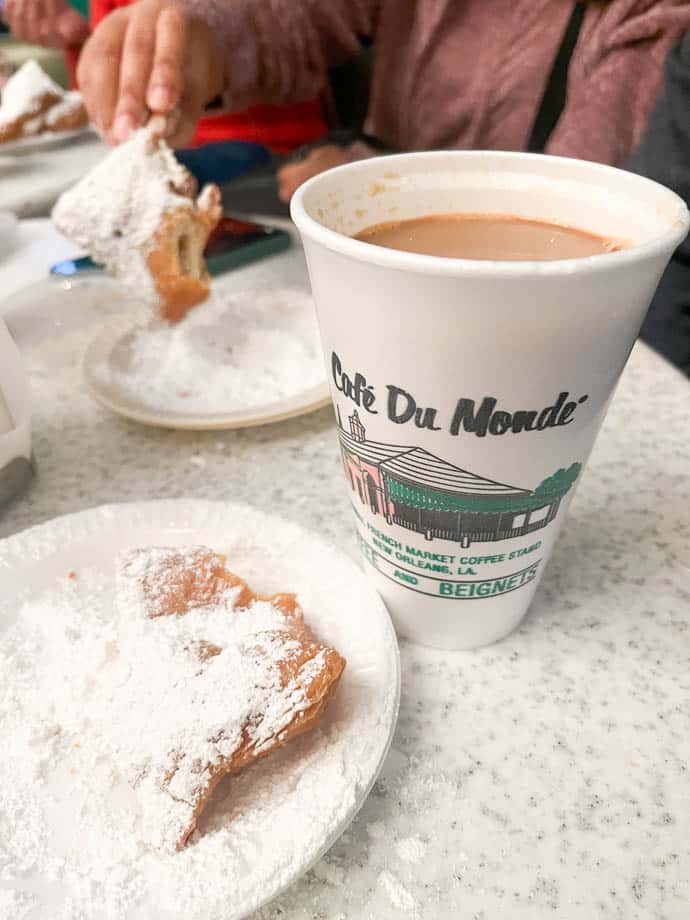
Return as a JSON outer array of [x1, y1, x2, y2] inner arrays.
[[204, 217, 291, 275], [50, 216, 291, 278]]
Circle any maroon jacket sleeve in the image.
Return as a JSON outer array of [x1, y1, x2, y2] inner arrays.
[[179, 0, 380, 112], [547, 0, 690, 166]]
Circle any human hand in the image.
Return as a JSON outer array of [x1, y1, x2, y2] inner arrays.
[[277, 145, 348, 203], [77, 0, 224, 146], [3, 0, 89, 49]]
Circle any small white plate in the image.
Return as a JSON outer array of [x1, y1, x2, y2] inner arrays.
[[82, 288, 331, 431], [0, 209, 18, 251], [0, 124, 95, 156], [0, 499, 400, 920]]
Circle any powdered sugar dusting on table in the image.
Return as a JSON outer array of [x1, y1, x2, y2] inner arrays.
[[93, 287, 324, 415], [378, 870, 417, 912], [0, 501, 399, 920], [0, 888, 36, 918]]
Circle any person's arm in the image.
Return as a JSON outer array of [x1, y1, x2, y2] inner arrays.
[[181, 0, 378, 109], [626, 32, 690, 373], [546, 0, 690, 166], [626, 31, 690, 260], [77, 0, 379, 146], [276, 136, 384, 204]]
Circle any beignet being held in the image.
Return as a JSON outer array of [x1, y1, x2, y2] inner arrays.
[[52, 127, 221, 322]]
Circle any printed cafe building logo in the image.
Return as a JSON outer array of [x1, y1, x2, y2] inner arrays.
[[337, 407, 581, 549], [331, 353, 585, 600]]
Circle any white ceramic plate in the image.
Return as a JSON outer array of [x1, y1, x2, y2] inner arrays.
[[0, 209, 18, 250], [1, 238, 330, 430], [0, 124, 95, 156], [1, 275, 143, 329], [0, 499, 400, 920], [82, 292, 331, 431]]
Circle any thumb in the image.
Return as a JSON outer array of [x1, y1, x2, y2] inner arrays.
[[164, 103, 198, 148], [166, 75, 209, 147]]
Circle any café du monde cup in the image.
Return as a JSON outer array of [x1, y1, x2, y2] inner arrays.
[[291, 151, 689, 650]]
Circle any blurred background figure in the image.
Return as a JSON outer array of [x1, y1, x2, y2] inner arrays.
[[1, 0, 330, 183], [88, 0, 327, 156], [272, 0, 690, 201], [74, 0, 690, 202], [627, 30, 690, 375]]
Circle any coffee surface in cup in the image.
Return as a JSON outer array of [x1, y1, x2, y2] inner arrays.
[[355, 213, 622, 260]]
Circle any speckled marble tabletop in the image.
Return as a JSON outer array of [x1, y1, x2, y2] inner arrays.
[[1, 224, 689, 920], [0, 135, 107, 218]]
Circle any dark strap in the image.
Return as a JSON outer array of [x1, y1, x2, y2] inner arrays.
[[527, 2, 587, 153]]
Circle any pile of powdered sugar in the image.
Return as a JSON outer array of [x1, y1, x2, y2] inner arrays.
[[51, 126, 201, 303], [0, 507, 396, 920], [93, 287, 325, 415]]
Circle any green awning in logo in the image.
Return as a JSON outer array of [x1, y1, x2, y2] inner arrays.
[[386, 463, 581, 514]]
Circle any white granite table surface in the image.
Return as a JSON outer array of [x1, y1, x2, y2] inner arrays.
[[0, 135, 107, 218], [1, 222, 689, 920]]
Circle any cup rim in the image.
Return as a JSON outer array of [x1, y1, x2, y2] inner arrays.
[[290, 150, 690, 277]]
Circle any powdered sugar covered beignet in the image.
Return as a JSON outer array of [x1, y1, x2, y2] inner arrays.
[[113, 546, 345, 852], [43, 91, 87, 132], [0, 60, 62, 142], [52, 127, 221, 322]]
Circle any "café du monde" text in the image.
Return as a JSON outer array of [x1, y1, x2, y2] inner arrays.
[[332, 351, 589, 438]]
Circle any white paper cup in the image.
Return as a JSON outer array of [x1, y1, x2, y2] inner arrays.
[[291, 151, 689, 650]]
